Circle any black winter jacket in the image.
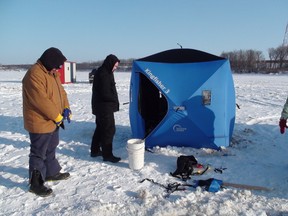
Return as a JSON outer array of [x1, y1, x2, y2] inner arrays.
[[92, 55, 120, 115]]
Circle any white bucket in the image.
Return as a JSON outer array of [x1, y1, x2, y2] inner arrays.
[[127, 139, 145, 170]]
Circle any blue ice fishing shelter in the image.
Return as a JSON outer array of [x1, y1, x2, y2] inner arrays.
[[129, 48, 235, 150]]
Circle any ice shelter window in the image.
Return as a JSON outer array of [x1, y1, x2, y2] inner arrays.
[[138, 73, 168, 137], [202, 90, 211, 105]]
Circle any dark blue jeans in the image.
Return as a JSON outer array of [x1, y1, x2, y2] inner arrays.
[[29, 128, 61, 181]]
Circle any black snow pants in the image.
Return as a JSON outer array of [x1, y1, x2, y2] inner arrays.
[[91, 111, 116, 158]]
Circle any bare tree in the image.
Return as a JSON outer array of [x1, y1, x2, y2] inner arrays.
[[268, 45, 288, 69], [221, 49, 264, 73]]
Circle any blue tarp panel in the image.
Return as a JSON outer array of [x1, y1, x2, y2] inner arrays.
[[129, 49, 235, 150]]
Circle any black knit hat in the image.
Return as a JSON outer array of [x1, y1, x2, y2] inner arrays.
[[39, 47, 67, 71]]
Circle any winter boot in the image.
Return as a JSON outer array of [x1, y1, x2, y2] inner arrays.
[[103, 155, 121, 163], [29, 170, 53, 197], [91, 150, 103, 157], [45, 172, 70, 181]]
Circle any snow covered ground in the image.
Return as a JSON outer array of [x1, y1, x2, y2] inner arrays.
[[1, 70, 288, 216]]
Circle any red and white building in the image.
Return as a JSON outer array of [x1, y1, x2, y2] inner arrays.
[[58, 61, 76, 84]]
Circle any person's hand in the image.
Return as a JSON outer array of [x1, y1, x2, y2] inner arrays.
[[55, 114, 64, 127], [63, 108, 72, 123], [279, 118, 288, 134]]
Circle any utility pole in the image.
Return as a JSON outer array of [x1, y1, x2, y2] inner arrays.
[[283, 22, 288, 46]]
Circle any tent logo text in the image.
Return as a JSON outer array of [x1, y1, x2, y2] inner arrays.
[[173, 124, 187, 132], [145, 68, 170, 94]]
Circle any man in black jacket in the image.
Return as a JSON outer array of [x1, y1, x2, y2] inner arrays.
[[91, 54, 121, 163]]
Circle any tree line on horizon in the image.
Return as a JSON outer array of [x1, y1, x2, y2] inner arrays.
[[1, 45, 288, 73], [220, 44, 288, 73]]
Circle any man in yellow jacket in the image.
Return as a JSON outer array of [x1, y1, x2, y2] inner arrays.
[[22, 47, 72, 197]]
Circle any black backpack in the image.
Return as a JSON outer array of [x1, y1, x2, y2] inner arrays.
[[170, 155, 198, 181]]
